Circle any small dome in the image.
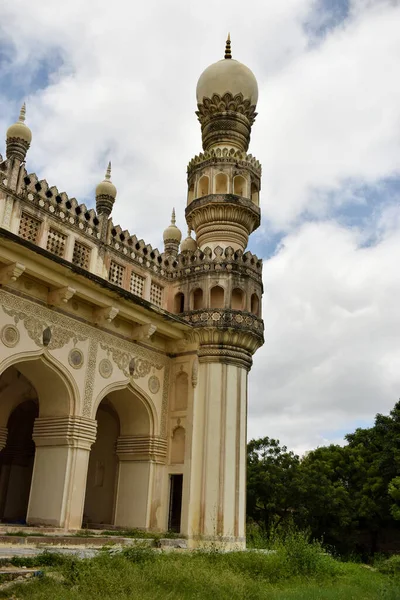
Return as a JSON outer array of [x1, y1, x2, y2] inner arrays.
[[163, 208, 182, 242], [7, 103, 32, 144], [96, 162, 117, 198], [196, 36, 258, 106], [181, 230, 197, 252]]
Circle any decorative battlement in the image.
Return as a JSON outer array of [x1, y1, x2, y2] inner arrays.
[[187, 147, 262, 179]]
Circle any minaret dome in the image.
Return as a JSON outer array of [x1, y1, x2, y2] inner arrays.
[[96, 162, 117, 216], [196, 35, 258, 107], [6, 103, 32, 161]]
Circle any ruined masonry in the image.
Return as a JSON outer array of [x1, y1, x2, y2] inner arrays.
[[0, 36, 263, 548]]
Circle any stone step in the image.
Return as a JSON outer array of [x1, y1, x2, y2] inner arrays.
[[0, 535, 187, 549]]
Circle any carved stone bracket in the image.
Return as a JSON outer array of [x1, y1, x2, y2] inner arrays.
[[48, 286, 76, 306], [93, 306, 119, 326], [131, 323, 157, 341], [0, 262, 25, 285]]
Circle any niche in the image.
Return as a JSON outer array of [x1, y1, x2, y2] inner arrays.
[[234, 175, 246, 197], [215, 173, 228, 194], [188, 183, 194, 204], [171, 427, 185, 464], [251, 293, 260, 316], [174, 292, 185, 313], [210, 285, 224, 309], [251, 182, 259, 205], [192, 288, 203, 310], [198, 175, 209, 198], [232, 288, 245, 310], [174, 371, 188, 411]]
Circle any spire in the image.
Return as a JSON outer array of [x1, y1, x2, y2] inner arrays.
[[171, 207, 176, 225], [19, 102, 26, 123], [105, 161, 112, 180], [224, 33, 232, 59]]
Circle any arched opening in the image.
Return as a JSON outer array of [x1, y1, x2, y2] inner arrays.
[[232, 288, 245, 310], [174, 292, 185, 314], [0, 359, 73, 528], [83, 401, 119, 526], [174, 372, 188, 411], [0, 399, 38, 523], [234, 175, 247, 197], [197, 175, 209, 198], [210, 285, 225, 309], [251, 182, 259, 206], [187, 183, 194, 205], [86, 386, 153, 529], [192, 287, 203, 310], [251, 293, 260, 316], [170, 427, 185, 464], [215, 173, 228, 194]]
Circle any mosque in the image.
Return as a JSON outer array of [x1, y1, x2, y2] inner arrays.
[[0, 36, 263, 547]]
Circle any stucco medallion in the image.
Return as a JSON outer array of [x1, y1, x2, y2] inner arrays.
[[148, 375, 160, 394], [99, 358, 113, 378], [68, 348, 84, 369], [1, 324, 20, 348]]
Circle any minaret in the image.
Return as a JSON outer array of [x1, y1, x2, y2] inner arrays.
[[96, 161, 117, 217], [163, 208, 182, 257], [183, 36, 264, 548], [185, 35, 261, 251], [6, 103, 32, 162]]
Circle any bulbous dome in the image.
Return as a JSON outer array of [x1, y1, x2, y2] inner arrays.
[[181, 231, 197, 252], [96, 162, 117, 198], [196, 37, 258, 106], [7, 103, 32, 144], [163, 208, 182, 242]]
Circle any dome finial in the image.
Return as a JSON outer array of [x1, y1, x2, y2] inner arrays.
[[105, 161, 112, 180], [19, 102, 26, 123], [171, 207, 176, 225], [224, 33, 232, 59]]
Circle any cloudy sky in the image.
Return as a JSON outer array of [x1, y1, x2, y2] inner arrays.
[[1, 0, 399, 453]]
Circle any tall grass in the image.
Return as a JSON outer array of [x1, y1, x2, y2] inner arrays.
[[0, 537, 399, 600]]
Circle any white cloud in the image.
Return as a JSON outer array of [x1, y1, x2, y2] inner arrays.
[[249, 213, 400, 453]]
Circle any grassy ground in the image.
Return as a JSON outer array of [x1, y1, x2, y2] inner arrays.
[[0, 537, 399, 599]]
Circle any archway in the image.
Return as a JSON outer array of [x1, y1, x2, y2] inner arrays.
[[197, 175, 209, 198], [234, 175, 247, 197], [210, 285, 225, 309], [215, 173, 228, 194], [0, 398, 38, 523], [174, 292, 185, 314], [86, 385, 154, 529], [251, 293, 260, 316], [83, 400, 119, 526], [0, 356, 74, 528], [192, 288, 203, 310], [232, 288, 245, 310]]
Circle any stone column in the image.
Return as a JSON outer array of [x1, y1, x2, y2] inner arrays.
[[27, 416, 97, 529], [114, 435, 167, 529], [186, 356, 248, 548]]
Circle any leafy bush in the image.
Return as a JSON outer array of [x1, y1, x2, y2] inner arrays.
[[377, 554, 400, 576]]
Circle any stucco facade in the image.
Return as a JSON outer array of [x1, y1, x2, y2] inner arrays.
[[0, 37, 264, 547]]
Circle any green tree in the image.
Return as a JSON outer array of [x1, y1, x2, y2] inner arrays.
[[247, 437, 301, 532]]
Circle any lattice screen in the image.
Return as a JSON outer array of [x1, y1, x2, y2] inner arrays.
[[72, 241, 91, 269], [130, 271, 145, 297], [109, 261, 125, 286], [150, 281, 163, 306], [46, 228, 67, 257], [18, 212, 41, 243]]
